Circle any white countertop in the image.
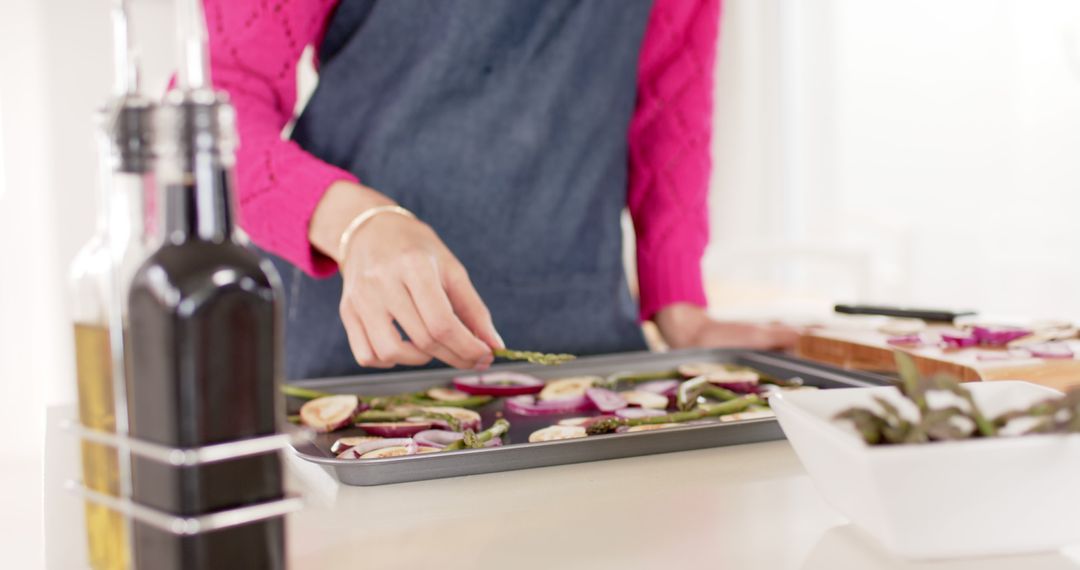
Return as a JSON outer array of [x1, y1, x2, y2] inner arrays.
[[44, 406, 1080, 570]]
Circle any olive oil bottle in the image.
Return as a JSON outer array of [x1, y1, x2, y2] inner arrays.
[[124, 52, 286, 570], [68, 103, 143, 570]]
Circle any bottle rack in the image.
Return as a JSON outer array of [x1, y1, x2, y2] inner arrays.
[[62, 420, 305, 538]]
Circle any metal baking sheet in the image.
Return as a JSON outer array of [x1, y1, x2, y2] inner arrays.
[[288, 349, 890, 486]]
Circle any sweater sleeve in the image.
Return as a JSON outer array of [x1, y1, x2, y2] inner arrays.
[[204, 0, 355, 277], [628, 0, 721, 321]]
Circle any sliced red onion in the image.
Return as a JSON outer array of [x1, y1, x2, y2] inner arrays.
[[1025, 342, 1074, 359], [696, 369, 761, 395], [356, 421, 432, 437], [528, 425, 587, 442], [452, 372, 545, 396], [941, 331, 977, 348], [620, 390, 669, 409], [426, 387, 471, 401], [413, 429, 464, 449], [330, 435, 383, 455], [887, 334, 924, 347], [706, 380, 761, 395], [415, 417, 453, 431], [585, 387, 628, 412], [300, 395, 360, 433], [360, 444, 417, 459], [335, 438, 413, 459], [637, 380, 680, 396], [615, 408, 668, 419], [484, 437, 503, 448], [677, 362, 731, 378], [504, 394, 593, 416], [972, 325, 1031, 347], [416, 406, 482, 431], [975, 349, 1030, 362], [539, 376, 600, 401]]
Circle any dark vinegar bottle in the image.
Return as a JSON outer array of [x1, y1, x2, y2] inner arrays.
[[126, 88, 286, 569]]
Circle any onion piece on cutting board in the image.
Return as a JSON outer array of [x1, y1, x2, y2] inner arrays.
[[300, 395, 360, 433], [877, 318, 927, 336], [1024, 342, 1075, 360], [971, 325, 1031, 347]]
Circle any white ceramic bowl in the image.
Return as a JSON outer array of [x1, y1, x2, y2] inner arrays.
[[770, 381, 1080, 560]]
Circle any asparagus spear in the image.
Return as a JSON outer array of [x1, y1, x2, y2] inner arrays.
[[587, 395, 762, 435], [353, 409, 411, 423], [353, 408, 463, 430], [444, 419, 511, 451], [370, 392, 493, 409], [602, 369, 681, 387], [282, 385, 335, 401], [494, 348, 576, 366]]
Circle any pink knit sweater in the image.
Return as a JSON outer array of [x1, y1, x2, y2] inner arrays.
[[204, 0, 719, 321]]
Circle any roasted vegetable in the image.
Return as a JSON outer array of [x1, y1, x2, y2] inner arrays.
[[493, 348, 576, 365], [834, 351, 1080, 445], [587, 395, 762, 435], [444, 419, 511, 451]]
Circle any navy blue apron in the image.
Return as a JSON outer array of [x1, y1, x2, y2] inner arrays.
[[270, 0, 654, 379]]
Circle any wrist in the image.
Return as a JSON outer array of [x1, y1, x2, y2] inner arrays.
[[653, 302, 708, 348], [309, 180, 396, 263]]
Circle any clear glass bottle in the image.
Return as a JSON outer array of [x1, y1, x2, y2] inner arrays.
[[69, 3, 156, 568], [68, 111, 131, 570]]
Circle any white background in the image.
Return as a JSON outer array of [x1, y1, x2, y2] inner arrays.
[[3, 0, 1080, 567]]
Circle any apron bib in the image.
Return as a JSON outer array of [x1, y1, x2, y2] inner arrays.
[[271, 0, 654, 378]]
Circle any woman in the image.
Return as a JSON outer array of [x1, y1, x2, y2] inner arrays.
[[205, 0, 796, 379]]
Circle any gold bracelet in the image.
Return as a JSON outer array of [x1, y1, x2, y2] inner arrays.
[[337, 205, 417, 263]]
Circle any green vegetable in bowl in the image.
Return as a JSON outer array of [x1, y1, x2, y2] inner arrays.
[[834, 352, 1080, 445]]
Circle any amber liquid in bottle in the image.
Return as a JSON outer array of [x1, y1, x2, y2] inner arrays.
[[126, 95, 285, 569], [73, 322, 130, 570]]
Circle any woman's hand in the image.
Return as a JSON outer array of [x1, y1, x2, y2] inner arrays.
[[310, 181, 503, 369], [653, 303, 800, 351]]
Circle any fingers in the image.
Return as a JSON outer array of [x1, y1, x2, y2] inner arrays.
[[443, 263, 504, 351], [339, 303, 392, 369], [379, 284, 477, 369], [402, 261, 494, 369], [340, 298, 432, 369], [352, 297, 433, 367]]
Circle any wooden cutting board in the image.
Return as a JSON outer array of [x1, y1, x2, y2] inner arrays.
[[797, 327, 1080, 392]]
